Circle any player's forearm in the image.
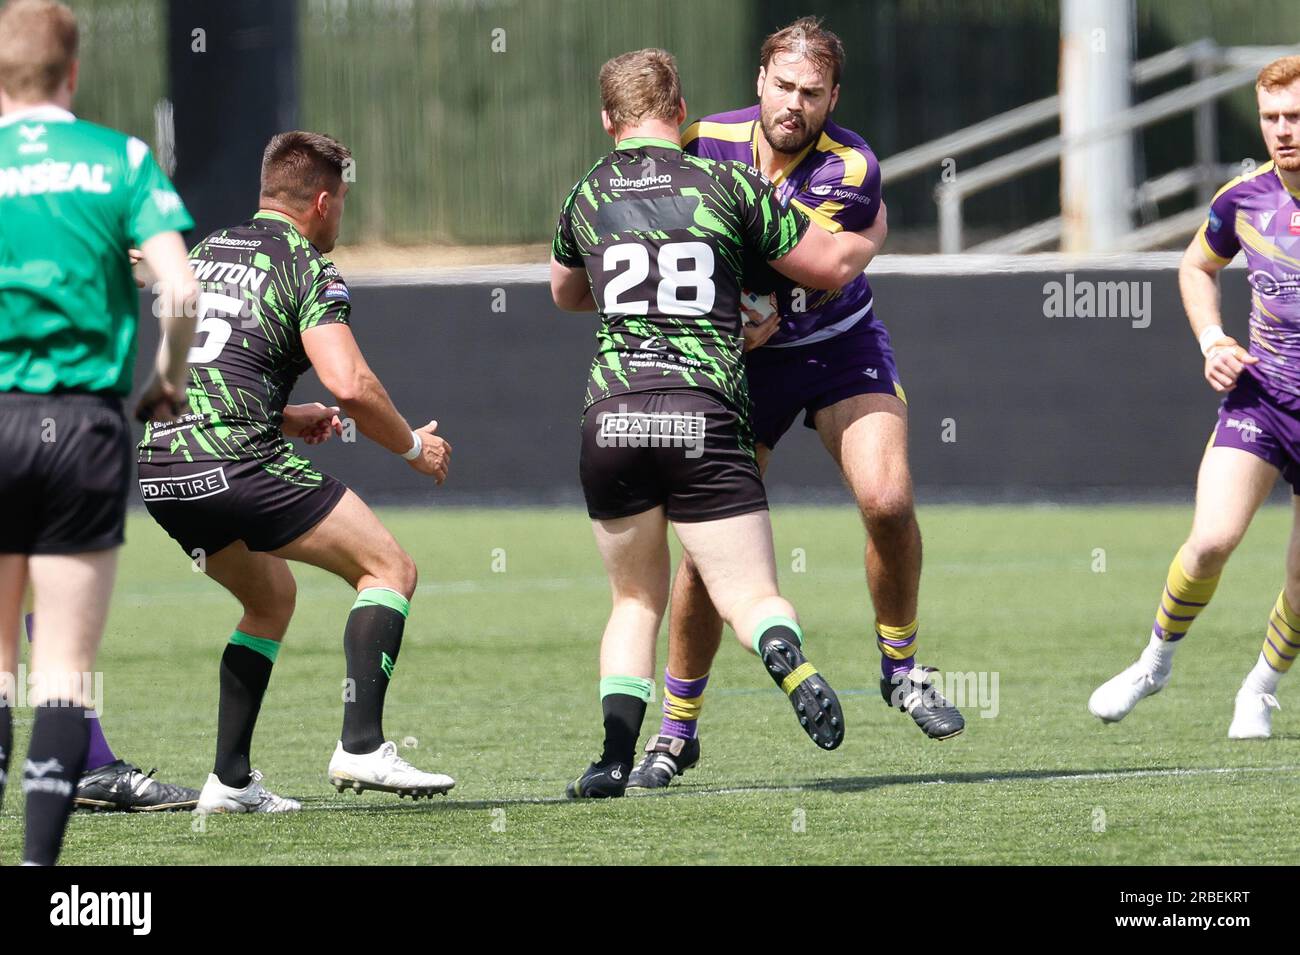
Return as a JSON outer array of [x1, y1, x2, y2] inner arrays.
[[832, 225, 887, 275], [334, 372, 415, 455], [825, 230, 878, 285], [143, 232, 199, 391], [155, 310, 197, 393], [1179, 255, 1224, 343]]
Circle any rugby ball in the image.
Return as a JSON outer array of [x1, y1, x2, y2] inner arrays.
[[740, 289, 778, 326]]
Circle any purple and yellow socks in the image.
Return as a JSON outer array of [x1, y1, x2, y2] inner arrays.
[[1140, 550, 1220, 674], [876, 618, 918, 679], [1244, 591, 1300, 696], [659, 671, 708, 740]]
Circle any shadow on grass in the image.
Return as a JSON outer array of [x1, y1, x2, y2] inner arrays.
[[284, 762, 1300, 814]]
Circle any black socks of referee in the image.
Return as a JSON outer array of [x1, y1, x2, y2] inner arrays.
[[0, 701, 11, 809], [214, 631, 280, 788], [23, 702, 89, 866], [341, 589, 409, 755]]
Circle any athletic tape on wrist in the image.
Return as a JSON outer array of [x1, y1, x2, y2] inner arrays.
[[1199, 325, 1226, 357]]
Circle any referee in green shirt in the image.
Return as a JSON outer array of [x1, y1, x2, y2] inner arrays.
[[0, 0, 197, 865]]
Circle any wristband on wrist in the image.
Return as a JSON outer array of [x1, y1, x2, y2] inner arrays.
[[1199, 325, 1226, 357], [400, 430, 422, 461]]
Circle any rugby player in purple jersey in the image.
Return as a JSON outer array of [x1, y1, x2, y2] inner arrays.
[[1089, 56, 1300, 739], [629, 17, 964, 790]]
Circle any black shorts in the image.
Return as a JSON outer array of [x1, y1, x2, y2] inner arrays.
[[0, 392, 131, 555], [137, 454, 347, 557], [579, 391, 768, 523]]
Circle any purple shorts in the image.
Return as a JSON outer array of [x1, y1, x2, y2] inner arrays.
[[743, 311, 903, 450], [1212, 371, 1300, 493]]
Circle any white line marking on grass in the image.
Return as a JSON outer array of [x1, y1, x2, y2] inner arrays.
[[973, 765, 1300, 784]]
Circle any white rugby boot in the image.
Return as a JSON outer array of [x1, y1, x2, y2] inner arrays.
[[1088, 659, 1170, 723], [327, 740, 455, 799], [1227, 686, 1280, 739], [195, 769, 301, 814]]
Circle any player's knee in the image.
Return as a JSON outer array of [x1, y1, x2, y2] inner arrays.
[[613, 587, 668, 617], [1183, 533, 1240, 574], [243, 581, 294, 637], [859, 488, 915, 536], [730, 594, 794, 639], [613, 569, 670, 610], [279, 575, 298, 616], [384, 548, 418, 600]]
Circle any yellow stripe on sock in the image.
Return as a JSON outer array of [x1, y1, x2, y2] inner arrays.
[[1153, 550, 1220, 639], [1266, 593, 1300, 672], [1275, 593, 1300, 636], [663, 690, 704, 722], [876, 619, 918, 640], [781, 662, 818, 696], [1155, 602, 1197, 637], [1263, 636, 1295, 672], [1168, 550, 1220, 602], [876, 618, 918, 660]]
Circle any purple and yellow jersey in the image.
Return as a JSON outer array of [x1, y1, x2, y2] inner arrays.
[[683, 105, 880, 347], [1198, 160, 1300, 408]]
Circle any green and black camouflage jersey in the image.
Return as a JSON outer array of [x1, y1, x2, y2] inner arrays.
[[552, 136, 808, 418], [138, 211, 350, 478]]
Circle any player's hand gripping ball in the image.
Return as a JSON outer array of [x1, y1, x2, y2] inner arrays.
[[740, 290, 780, 352]]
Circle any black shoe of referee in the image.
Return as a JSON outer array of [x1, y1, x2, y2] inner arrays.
[[74, 760, 200, 812], [760, 635, 845, 750], [880, 665, 966, 740], [565, 761, 630, 799]]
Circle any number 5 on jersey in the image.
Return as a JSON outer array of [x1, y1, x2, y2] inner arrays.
[[186, 291, 243, 364]]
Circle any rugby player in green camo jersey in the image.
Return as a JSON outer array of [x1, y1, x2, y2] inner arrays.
[[551, 48, 887, 797], [137, 131, 456, 812], [0, 0, 199, 864]]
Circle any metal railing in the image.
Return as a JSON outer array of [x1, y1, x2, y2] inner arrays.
[[878, 41, 1300, 253]]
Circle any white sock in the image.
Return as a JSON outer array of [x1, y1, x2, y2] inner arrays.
[[1139, 633, 1177, 675], [1243, 652, 1283, 696]]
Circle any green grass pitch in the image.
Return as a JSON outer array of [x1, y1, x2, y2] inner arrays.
[[3, 503, 1298, 865]]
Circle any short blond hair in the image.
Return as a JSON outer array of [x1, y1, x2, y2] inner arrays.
[[599, 48, 681, 132], [1257, 55, 1300, 92], [0, 0, 77, 102]]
